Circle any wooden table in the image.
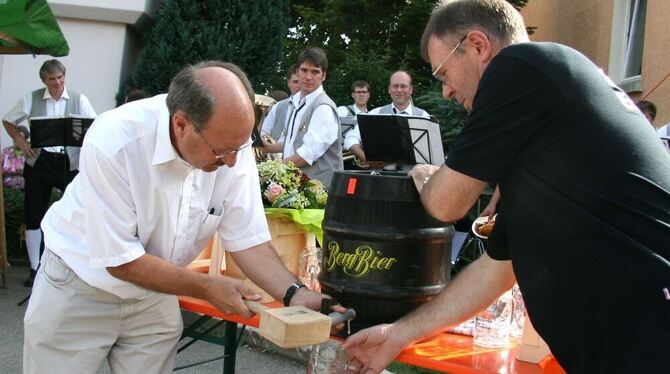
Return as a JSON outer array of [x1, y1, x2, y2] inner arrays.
[[178, 296, 565, 374]]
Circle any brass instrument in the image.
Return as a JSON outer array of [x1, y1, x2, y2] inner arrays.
[[342, 150, 371, 169], [253, 94, 282, 163]]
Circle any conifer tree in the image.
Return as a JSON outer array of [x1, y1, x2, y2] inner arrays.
[[125, 0, 289, 99]]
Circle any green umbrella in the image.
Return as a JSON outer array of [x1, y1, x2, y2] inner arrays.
[[0, 0, 69, 56]]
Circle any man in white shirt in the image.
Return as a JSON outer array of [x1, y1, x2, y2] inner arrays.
[[261, 48, 342, 187], [24, 61, 337, 374], [260, 64, 300, 140], [2, 59, 96, 287], [336, 80, 370, 117], [344, 71, 429, 163]]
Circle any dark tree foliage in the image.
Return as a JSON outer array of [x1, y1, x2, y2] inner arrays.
[[284, 0, 437, 107], [120, 0, 290, 104], [283, 1, 533, 149]]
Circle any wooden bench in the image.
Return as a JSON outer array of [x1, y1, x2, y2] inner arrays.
[[178, 296, 565, 373]]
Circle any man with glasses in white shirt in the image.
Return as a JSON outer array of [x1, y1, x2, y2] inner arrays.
[[24, 61, 339, 374], [337, 80, 370, 117], [344, 71, 429, 164]]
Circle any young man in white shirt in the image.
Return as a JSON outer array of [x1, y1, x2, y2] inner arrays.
[[336, 80, 370, 117], [262, 47, 342, 187]]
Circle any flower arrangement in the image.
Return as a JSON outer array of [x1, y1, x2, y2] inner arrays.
[[2, 146, 25, 190], [257, 160, 327, 209]]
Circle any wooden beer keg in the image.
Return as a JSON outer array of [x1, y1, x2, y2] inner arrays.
[[320, 170, 454, 327]]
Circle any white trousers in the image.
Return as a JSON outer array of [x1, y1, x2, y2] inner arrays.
[[23, 249, 183, 374]]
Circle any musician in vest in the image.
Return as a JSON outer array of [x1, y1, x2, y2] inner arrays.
[[261, 47, 343, 187], [336, 80, 370, 117], [2, 59, 96, 287], [260, 64, 300, 141], [344, 70, 429, 162]]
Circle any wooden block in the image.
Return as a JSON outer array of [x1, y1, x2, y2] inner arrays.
[[245, 301, 332, 348], [259, 305, 332, 348], [516, 319, 551, 364]]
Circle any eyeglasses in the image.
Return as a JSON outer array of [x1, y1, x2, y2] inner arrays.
[[431, 35, 467, 85], [195, 129, 253, 160], [353, 90, 369, 94]]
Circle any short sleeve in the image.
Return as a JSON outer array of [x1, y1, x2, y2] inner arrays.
[[446, 55, 565, 184], [217, 149, 271, 251], [343, 124, 361, 150], [261, 104, 278, 136]]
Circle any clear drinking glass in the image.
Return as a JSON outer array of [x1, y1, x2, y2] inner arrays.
[[473, 289, 513, 348], [510, 283, 526, 339], [306, 340, 348, 374]]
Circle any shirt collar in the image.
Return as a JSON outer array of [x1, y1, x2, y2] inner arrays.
[[152, 95, 183, 166], [392, 102, 413, 114], [43, 87, 69, 101], [292, 85, 324, 107]]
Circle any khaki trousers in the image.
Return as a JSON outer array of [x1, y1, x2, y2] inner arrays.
[[24, 249, 183, 374]]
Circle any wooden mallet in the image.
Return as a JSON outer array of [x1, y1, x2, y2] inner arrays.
[[245, 300, 356, 348]]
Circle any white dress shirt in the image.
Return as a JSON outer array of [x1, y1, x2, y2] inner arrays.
[[260, 102, 279, 136], [368, 102, 427, 116], [336, 104, 366, 117], [281, 86, 339, 165], [41, 95, 271, 299], [2, 87, 97, 152]]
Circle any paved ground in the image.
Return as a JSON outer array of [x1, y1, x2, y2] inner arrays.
[[0, 265, 308, 373]]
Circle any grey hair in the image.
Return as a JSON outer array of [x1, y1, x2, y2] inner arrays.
[[421, 0, 528, 61], [39, 59, 66, 81], [165, 60, 255, 132]]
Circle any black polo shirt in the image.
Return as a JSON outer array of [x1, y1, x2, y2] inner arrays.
[[446, 42, 670, 373]]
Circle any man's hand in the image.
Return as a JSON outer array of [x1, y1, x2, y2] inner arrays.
[[408, 164, 441, 193], [204, 276, 262, 319], [479, 185, 501, 220], [341, 324, 408, 373], [13, 135, 36, 158]]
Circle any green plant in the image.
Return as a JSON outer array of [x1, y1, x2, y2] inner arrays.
[[3, 187, 25, 261], [414, 91, 468, 153], [120, 0, 290, 105], [3, 187, 63, 263]]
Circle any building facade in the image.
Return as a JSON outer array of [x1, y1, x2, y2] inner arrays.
[[521, 0, 670, 127]]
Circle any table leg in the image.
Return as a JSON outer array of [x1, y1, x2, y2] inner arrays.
[[223, 321, 238, 373]]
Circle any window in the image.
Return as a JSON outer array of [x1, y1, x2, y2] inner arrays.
[[609, 0, 647, 92]]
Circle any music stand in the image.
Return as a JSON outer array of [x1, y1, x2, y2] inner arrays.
[[29, 115, 94, 148], [356, 113, 445, 169]]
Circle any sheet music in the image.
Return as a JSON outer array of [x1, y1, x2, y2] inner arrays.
[[407, 117, 445, 166]]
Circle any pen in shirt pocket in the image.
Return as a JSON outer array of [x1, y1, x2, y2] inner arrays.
[[202, 207, 216, 223]]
